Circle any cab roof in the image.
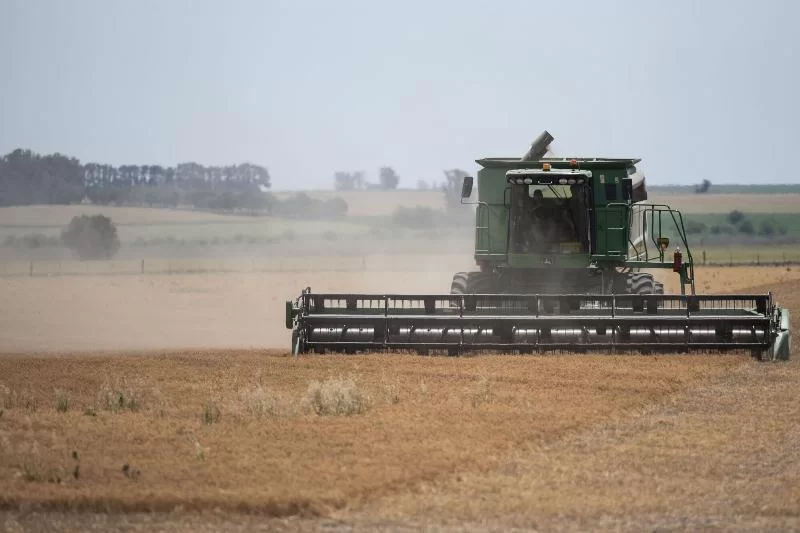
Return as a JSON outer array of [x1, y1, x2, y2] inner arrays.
[[476, 157, 641, 170]]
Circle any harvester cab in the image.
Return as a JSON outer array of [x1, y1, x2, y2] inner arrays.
[[286, 132, 790, 360]]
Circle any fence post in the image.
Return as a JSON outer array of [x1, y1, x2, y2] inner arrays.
[[29, 261, 33, 277], [729, 254, 733, 267], [756, 254, 760, 265], [141, 259, 145, 274], [702, 250, 706, 265]]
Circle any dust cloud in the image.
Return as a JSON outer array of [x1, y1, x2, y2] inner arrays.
[[0, 234, 475, 353], [0, 197, 481, 353]]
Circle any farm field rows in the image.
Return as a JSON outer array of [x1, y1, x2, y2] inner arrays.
[[0, 266, 799, 531]]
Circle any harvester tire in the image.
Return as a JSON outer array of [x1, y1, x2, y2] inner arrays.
[[450, 272, 494, 295], [450, 272, 469, 295], [628, 273, 656, 295]]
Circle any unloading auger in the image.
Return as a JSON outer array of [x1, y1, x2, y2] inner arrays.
[[286, 132, 791, 359]]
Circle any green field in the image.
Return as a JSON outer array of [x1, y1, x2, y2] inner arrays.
[[0, 205, 371, 244], [690, 244, 800, 264], [668, 213, 800, 240], [649, 184, 800, 194], [1, 196, 799, 252]]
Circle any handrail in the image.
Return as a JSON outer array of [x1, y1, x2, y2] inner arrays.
[[474, 201, 492, 255], [606, 202, 696, 294]]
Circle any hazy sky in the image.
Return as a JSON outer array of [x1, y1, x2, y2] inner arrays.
[[2, 0, 799, 189]]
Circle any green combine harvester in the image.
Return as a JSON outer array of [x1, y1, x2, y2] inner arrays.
[[286, 132, 790, 360]]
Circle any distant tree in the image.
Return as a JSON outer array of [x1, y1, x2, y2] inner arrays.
[[1, 149, 270, 210], [379, 167, 399, 190], [61, 215, 120, 260], [416, 179, 429, 190], [727, 210, 745, 225], [323, 197, 348, 216], [335, 172, 355, 191], [0, 149, 83, 206], [334, 171, 365, 191], [695, 179, 711, 193], [758, 220, 776, 237], [738, 220, 755, 235], [443, 169, 470, 209]]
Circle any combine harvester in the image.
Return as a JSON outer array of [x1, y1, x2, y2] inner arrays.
[[286, 132, 790, 360]]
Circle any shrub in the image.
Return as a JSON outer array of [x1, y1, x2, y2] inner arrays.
[[98, 378, 141, 412], [202, 400, 221, 425], [241, 386, 279, 419], [1, 384, 16, 409], [685, 220, 707, 235], [727, 210, 745, 225], [710, 224, 734, 235], [738, 220, 755, 235], [758, 220, 776, 236], [2, 233, 60, 248], [61, 214, 120, 260], [55, 389, 70, 413], [306, 377, 368, 416]]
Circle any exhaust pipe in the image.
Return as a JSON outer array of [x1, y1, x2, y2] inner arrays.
[[520, 130, 554, 161]]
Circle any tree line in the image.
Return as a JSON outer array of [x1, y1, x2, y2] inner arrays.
[[334, 167, 399, 191], [0, 148, 272, 211]]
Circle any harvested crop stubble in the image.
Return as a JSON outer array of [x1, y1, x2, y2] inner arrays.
[[0, 350, 745, 515], [0, 269, 798, 531]]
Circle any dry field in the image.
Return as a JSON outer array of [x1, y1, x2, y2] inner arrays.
[[1, 266, 797, 354], [283, 191, 800, 215], [0, 266, 799, 531], [275, 190, 447, 217]]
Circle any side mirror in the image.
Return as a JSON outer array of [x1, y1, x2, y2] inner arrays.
[[461, 176, 474, 199]]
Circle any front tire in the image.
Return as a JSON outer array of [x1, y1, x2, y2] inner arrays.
[[450, 271, 495, 294]]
